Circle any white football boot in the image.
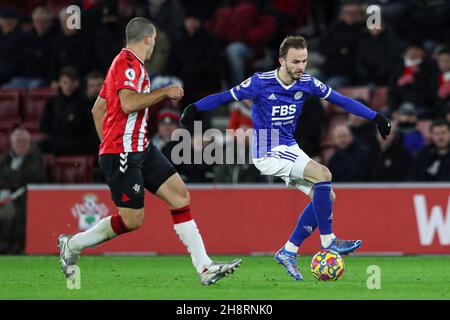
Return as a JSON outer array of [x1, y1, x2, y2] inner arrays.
[[199, 258, 242, 285], [57, 234, 80, 278]]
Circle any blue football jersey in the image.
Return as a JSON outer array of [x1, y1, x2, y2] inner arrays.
[[230, 69, 331, 158]]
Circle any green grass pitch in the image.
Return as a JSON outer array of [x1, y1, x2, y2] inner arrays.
[[0, 255, 449, 299]]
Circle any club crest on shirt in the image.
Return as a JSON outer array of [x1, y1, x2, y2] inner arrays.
[[294, 91, 303, 100], [125, 68, 136, 81]]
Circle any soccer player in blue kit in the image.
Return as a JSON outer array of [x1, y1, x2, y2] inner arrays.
[[180, 36, 391, 280]]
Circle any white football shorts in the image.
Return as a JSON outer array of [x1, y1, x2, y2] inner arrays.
[[253, 144, 314, 195]]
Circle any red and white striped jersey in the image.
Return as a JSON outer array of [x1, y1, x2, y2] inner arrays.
[[99, 48, 151, 155]]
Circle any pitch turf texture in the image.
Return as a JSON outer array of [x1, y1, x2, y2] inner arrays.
[[0, 255, 449, 299]]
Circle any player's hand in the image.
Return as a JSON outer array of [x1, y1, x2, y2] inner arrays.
[[372, 113, 391, 139], [180, 103, 198, 127], [165, 85, 184, 100]]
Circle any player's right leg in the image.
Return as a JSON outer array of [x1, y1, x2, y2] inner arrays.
[[58, 152, 146, 277]]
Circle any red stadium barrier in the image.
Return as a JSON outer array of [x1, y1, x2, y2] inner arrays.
[[25, 184, 450, 255]]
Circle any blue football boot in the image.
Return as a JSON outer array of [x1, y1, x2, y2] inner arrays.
[[323, 238, 362, 255], [274, 247, 303, 280]]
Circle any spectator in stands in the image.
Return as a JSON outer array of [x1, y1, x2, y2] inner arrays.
[[328, 124, 369, 182], [228, 100, 252, 132], [409, 119, 450, 181], [49, 8, 91, 85], [3, 6, 56, 89], [436, 46, 450, 112], [0, 128, 46, 254], [347, 113, 378, 151], [153, 108, 180, 151], [318, 1, 366, 87], [39, 67, 94, 155], [208, 1, 276, 85], [294, 97, 324, 158], [169, 9, 221, 105], [140, 0, 185, 38], [0, 8, 25, 85], [82, 71, 104, 153], [90, 2, 123, 74], [395, 102, 425, 156], [388, 42, 439, 118], [145, 26, 170, 76], [355, 19, 400, 86], [366, 124, 412, 182]]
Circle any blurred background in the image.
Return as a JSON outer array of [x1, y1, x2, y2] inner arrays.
[[0, 0, 449, 255]]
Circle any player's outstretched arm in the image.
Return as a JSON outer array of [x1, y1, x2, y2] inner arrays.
[[92, 96, 107, 141], [326, 89, 391, 139], [119, 85, 184, 114], [180, 90, 234, 127]]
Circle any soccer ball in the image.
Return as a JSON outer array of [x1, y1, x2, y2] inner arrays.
[[311, 249, 345, 281]]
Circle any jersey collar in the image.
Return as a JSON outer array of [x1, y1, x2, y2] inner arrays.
[[275, 68, 296, 90], [122, 48, 145, 65]]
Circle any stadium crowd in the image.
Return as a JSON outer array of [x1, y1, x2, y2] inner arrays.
[[1, 0, 450, 251]]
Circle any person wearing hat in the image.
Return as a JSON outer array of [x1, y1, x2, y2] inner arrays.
[[152, 108, 181, 151], [395, 102, 425, 156]]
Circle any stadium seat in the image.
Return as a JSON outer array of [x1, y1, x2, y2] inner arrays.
[[370, 86, 389, 111], [0, 132, 9, 154], [0, 89, 22, 125], [52, 156, 95, 183], [22, 88, 58, 129]]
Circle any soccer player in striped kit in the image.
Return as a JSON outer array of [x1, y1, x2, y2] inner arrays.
[[181, 35, 391, 280], [58, 17, 241, 285]]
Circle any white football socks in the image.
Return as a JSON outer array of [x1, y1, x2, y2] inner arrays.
[[68, 216, 117, 253], [173, 219, 213, 273], [320, 233, 336, 248], [284, 241, 299, 254]]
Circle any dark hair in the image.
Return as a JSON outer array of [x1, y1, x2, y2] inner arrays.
[[86, 70, 104, 81], [279, 36, 307, 58], [437, 46, 450, 56], [430, 119, 450, 132], [126, 17, 155, 43], [59, 66, 79, 80]]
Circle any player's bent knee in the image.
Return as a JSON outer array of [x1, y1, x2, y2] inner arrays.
[[317, 166, 332, 182], [177, 187, 190, 207]]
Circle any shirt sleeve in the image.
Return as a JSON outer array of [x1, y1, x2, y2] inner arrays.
[[99, 83, 106, 98], [230, 74, 260, 101], [307, 76, 332, 100], [114, 58, 143, 93]]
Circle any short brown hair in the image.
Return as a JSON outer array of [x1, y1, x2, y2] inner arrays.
[[126, 17, 156, 43], [279, 36, 307, 58]]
